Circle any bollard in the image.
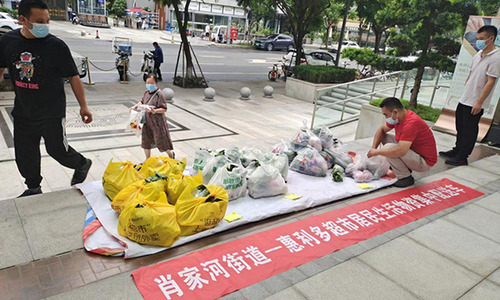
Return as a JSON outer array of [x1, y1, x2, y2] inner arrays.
[[162, 88, 175, 104], [263, 86, 274, 98], [84, 57, 95, 85], [203, 87, 216, 101], [120, 60, 128, 84], [240, 87, 251, 100], [95, 30, 100, 39]]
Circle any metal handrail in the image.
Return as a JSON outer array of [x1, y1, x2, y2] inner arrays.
[[316, 70, 404, 93], [318, 86, 401, 109]]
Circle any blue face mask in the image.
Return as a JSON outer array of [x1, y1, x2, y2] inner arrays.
[[28, 20, 49, 38], [386, 111, 399, 125], [146, 84, 156, 92], [476, 39, 486, 50]]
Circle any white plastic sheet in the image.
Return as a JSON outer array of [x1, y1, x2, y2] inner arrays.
[[77, 170, 395, 259]]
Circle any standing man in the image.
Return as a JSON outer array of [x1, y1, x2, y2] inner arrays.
[[368, 97, 437, 188], [152, 42, 164, 81], [440, 25, 500, 165], [0, 0, 93, 197]]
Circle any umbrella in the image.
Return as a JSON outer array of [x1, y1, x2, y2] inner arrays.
[[125, 7, 150, 14]]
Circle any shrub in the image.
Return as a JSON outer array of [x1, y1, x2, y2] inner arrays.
[[0, 79, 14, 92], [293, 65, 357, 84], [369, 98, 441, 123], [173, 76, 208, 88]]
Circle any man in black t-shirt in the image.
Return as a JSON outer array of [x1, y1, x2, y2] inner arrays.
[[0, 0, 93, 197]]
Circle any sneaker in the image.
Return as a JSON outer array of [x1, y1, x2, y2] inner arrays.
[[18, 186, 42, 198], [393, 175, 415, 188], [445, 157, 468, 166], [71, 158, 92, 185], [439, 149, 458, 159]]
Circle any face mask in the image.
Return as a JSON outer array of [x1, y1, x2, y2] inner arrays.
[[146, 84, 156, 92], [386, 111, 399, 125], [476, 39, 486, 50], [27, 20, 49, 38]]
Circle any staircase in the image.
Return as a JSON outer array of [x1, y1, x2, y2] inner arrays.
[[316, 84, 393, 116]]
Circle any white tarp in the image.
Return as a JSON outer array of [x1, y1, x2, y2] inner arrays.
[[78, 170, 395, 259]]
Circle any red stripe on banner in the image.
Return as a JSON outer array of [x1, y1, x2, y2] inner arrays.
[[132, 179, 483, 300]]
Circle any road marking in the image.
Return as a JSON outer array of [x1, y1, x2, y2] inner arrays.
[[249, 59, 267, 63], [199, 55, 225, 59], [199, 63, 225, 66]]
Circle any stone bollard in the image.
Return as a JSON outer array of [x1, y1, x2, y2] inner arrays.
[[203, 87, 216, 102], [263, 86, 274, 98], [162, 88, 175, 104], [240, 87, 251, 100]]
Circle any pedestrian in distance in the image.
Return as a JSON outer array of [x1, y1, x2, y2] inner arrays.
[[129, 74, 174, 160], [142, 17, 148, 30], [440, 25, 500, 166], [368, 97, 437, 188], [0, 0, 93, 197], [151, 41, 163, 81]]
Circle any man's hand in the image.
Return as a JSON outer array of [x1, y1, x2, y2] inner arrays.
[[471, 102, 482, 115], [80, 107, 92, 123], [367, 148, 378, 158]]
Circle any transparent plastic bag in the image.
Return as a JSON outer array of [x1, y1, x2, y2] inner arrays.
[[365, 155, 390, 179], [290, 146, 328, 177], [240, 147, 263, 167], [247, 164, 288, 198], [202, 153, 231, 184], [262, 152, 289, 181], [353, 170, 374, 183], [329, 147, 354, 169], [208, 163, 247, 201], [290, 120, 311, 152]]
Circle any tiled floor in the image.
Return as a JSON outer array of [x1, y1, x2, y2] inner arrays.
[[1, 79, 500, 300]]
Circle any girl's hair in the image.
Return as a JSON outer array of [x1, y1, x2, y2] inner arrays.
[[146, 73, 158, 83]]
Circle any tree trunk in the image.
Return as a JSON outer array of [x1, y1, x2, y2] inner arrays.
[[373, 30, 382, 54], [358, 20, 363, 45], [294, 29, 305, 67], [410, 34, 431, 107], [410, 64, 425, 108], [335, 6, 348, 67], [173, 4, 194, 80]]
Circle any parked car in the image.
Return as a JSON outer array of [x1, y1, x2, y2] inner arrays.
[[0, 12, 21, 30], [283, 50, 336, 66], [255, 34, 295, 51], [210, 25, 227, 43], [0, 28, 87, 79], [330, 40, 360, 53]]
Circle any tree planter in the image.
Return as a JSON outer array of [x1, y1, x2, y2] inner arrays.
[[355, 103, 385, 140], [285, 77, 333, 103]]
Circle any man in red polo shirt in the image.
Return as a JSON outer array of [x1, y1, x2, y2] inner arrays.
[[368, 97, 437, 187]]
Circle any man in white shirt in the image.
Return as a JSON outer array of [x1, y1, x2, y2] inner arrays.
[[440, 25, 500, 166]]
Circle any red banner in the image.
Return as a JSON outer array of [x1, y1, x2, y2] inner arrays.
[[132, 179, 483, 300]]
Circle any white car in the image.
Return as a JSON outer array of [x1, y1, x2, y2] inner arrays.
[[330, 41, 360, 53], [283, 50, 336, 66], [0, 12, 21, 30]]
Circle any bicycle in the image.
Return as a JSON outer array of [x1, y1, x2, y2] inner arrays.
[[268, 61, 292, 81]]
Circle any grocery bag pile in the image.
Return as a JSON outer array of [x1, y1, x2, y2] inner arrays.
[[99, 122, 391, 248], [273, 121, 391, 183], [102, 157, 229, 247]]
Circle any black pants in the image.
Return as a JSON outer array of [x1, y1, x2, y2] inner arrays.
[[14, 118, 86, 189], [153, 62, 162, 80], [454, 103, 483, 160]]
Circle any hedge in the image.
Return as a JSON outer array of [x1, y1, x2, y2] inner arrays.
[[369, 98, 441, 123], [293, 65, 357, 84]]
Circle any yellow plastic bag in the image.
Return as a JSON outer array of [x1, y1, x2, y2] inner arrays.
[[175, 184, 229, 236], [111, 177, 168, 214], [118, 200, 181, 247], [139, 156, 187, 178], [166, 172, 203, 205], [102, 160, 144, 200]]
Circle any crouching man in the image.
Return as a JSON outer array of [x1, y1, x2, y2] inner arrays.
[[367, 97, 437, 188]]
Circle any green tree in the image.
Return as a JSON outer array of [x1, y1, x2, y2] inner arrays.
[[356, 0, 404, 53], [110, 0, 127, 18], [398, 0, 477, 107], [155, 0, 206, 87], [272, 0, 331, 66], [237, 0, 276, 40], [322, 1, 344, 49]]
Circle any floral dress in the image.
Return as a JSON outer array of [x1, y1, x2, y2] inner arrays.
[[140, 90, 173, 152]]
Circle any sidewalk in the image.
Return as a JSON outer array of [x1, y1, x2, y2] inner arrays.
[[0, 79, 499, 299]]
